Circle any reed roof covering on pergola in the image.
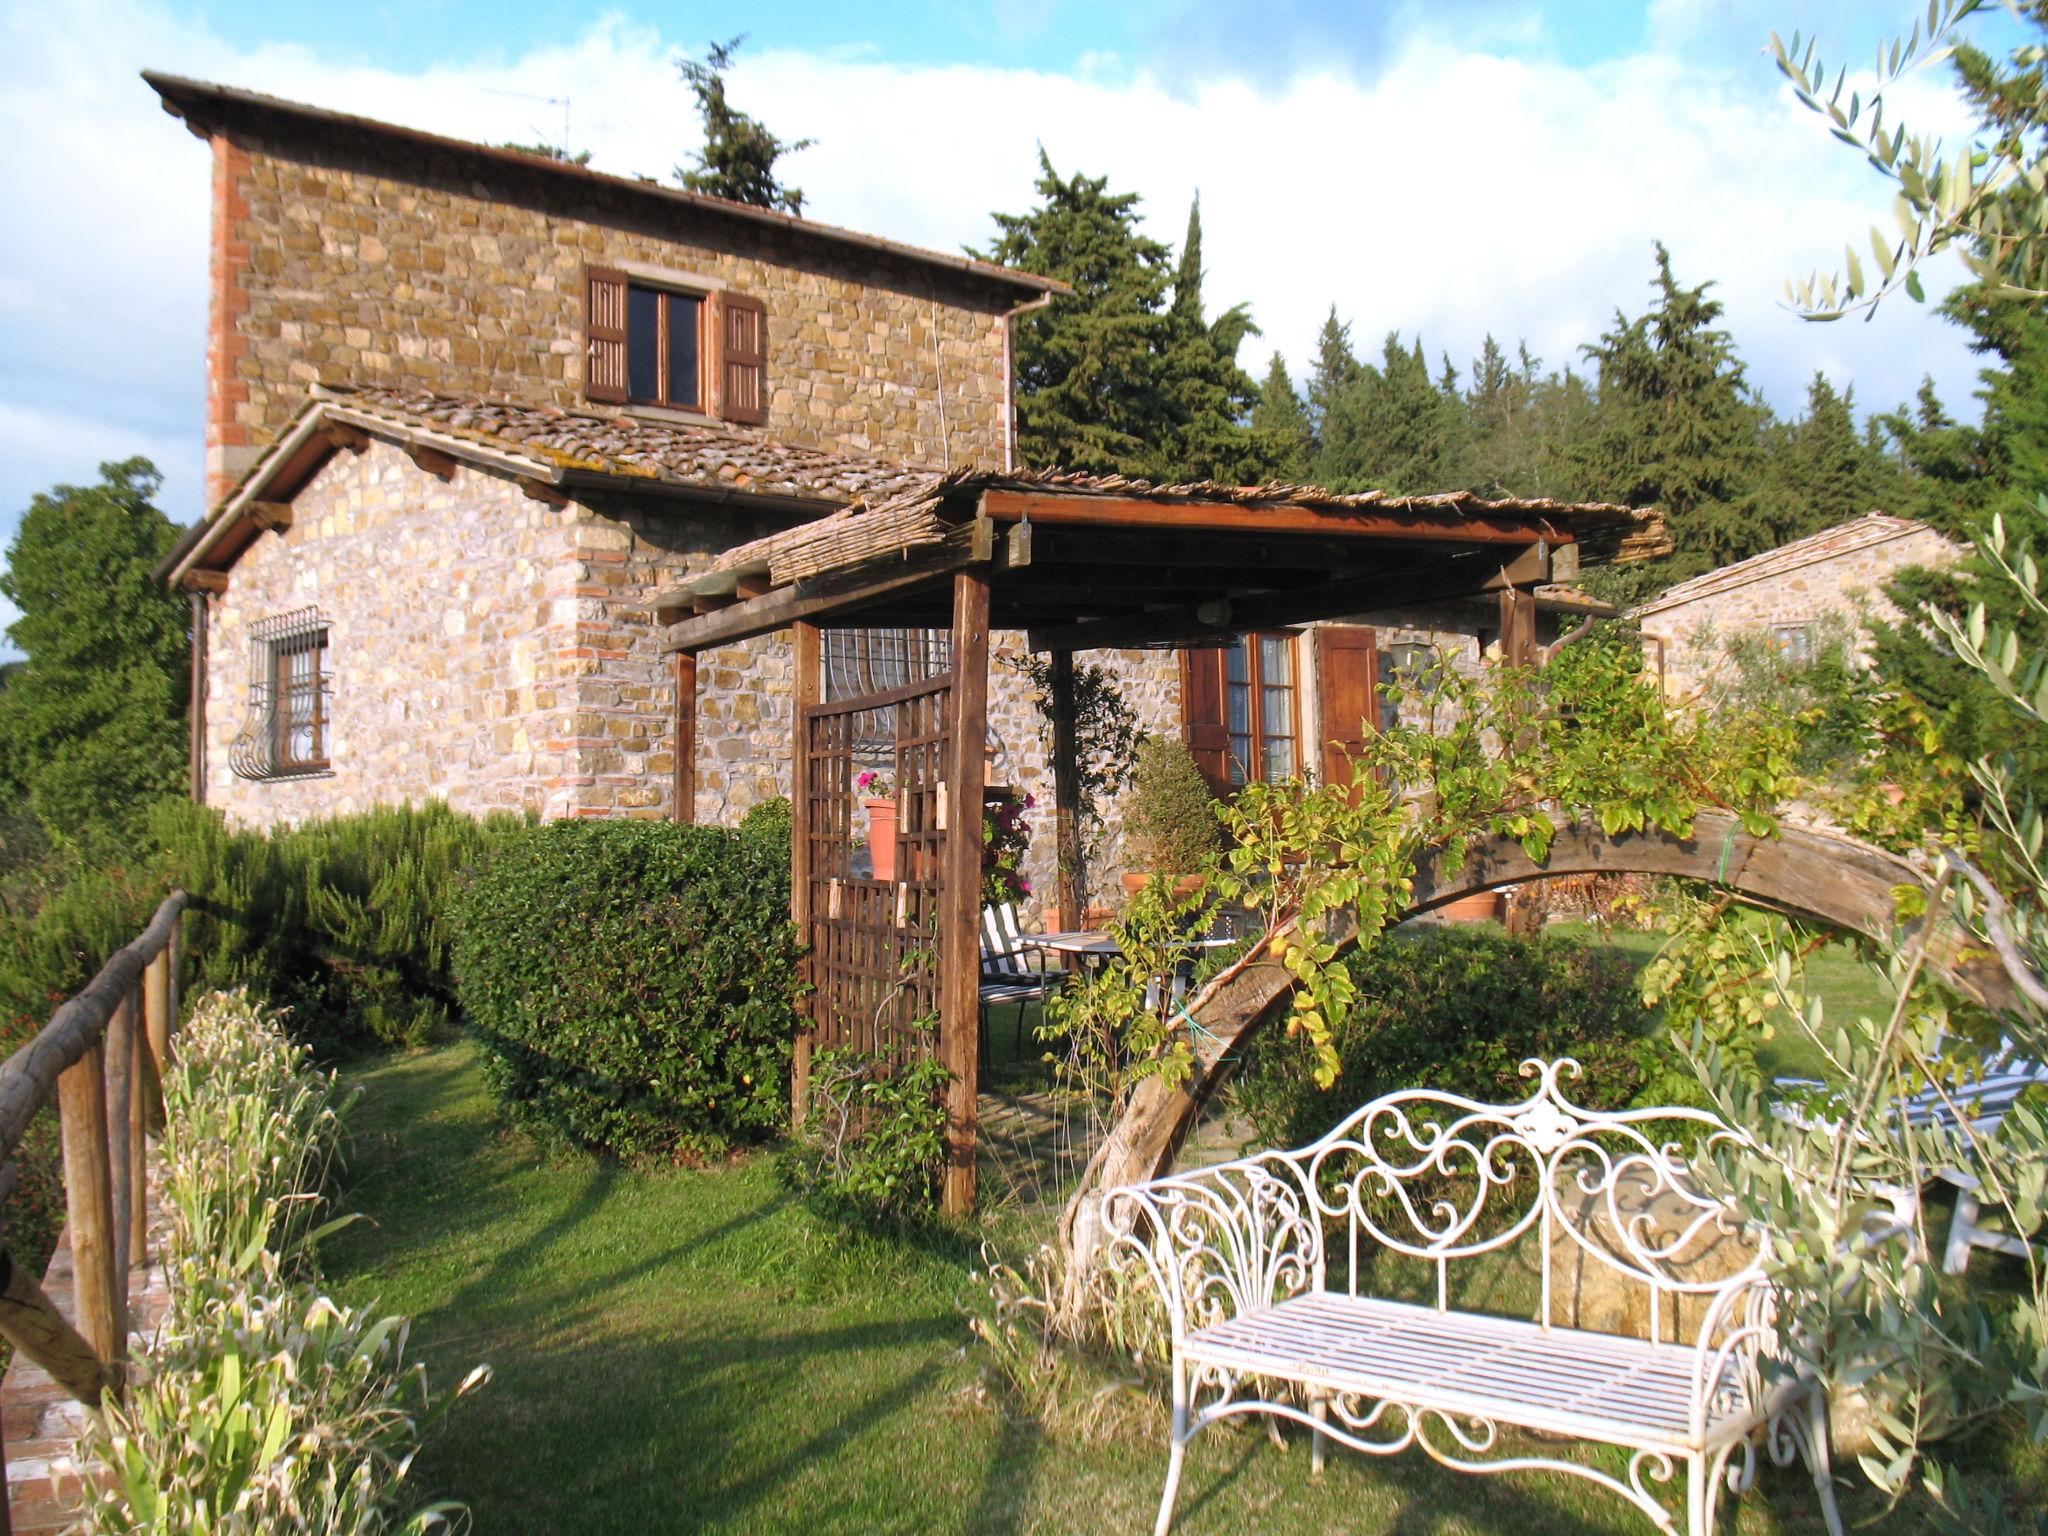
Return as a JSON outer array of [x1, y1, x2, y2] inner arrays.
[[651, 468, 1669, 656]]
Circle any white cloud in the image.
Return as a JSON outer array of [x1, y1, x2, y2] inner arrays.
[[0, 0, 2000, 573]]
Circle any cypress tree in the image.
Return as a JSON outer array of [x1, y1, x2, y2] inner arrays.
[[1305, 307, 1362, 469], [1157, 197, 1280, 483], [675, 36, 813, 214], [1760, 373, 1906, 540]]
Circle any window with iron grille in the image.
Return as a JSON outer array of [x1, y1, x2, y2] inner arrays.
[[229, 609, 332, 780], [823, 628, 951, 757]]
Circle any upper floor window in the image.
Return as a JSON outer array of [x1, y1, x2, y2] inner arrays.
[[229, 609, 331, 781], [585, 267, 766, 425]]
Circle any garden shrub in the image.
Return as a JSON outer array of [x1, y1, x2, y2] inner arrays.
[[738, 794, 792, 849], [451, 820, 802, 1160], [159, 799, 521, 1053], [1230, 925, 1652, 1149]]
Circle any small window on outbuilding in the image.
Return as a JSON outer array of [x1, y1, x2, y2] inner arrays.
[[229, 609, 332, 781], [1770, 623, 1816, 665]]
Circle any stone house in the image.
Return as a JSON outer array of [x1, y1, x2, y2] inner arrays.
[[1633, 513, 1960, 702], [149, 72, 1644, 914]]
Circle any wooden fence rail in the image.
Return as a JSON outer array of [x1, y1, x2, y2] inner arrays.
[[0, 890, 188, 1534]]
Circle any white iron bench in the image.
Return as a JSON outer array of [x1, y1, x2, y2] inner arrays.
[[1104, 1059, 1848, 1536]]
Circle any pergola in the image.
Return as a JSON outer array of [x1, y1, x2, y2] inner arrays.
[[651, 469, 1666, 1213]]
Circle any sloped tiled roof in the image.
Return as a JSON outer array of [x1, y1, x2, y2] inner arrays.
[[162, 382, 1668, 585], [314, 384, 938, 506], [1632, 512, 1951, 617]]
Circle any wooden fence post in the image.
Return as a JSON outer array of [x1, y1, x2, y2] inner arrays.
[[56, 1046, 120, 1366], [143, 952, 171, 1134], [129, 996, 150, 1268], [104, 993, 135, 1296]]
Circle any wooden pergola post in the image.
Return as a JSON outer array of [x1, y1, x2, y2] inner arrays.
[[939, 572, 990, 1215], [788, 623, 821, 1129], [1500, 586, 1538, 668], [673, 652, 697, 824], [1048, 648, 1086, 927]]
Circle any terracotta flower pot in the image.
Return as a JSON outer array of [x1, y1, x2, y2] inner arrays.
[[863, 796, 898, 881], [1120, 872, 1207, 900], [1438, 891, 1502, 924]]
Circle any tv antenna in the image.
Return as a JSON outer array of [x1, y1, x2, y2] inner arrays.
[[484, 87, 573, 158]]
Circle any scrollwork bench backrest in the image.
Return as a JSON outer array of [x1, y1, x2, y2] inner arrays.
[[1299, 1058, 1770, 1341], [1104, 1058, 1772, 1350]]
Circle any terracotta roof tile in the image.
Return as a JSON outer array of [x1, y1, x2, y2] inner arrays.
[[314, 383, 939, 507]]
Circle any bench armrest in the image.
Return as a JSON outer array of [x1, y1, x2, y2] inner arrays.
[[1103, 1153, 1323, 1343]]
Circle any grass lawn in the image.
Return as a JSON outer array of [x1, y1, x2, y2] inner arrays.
[[324, 1035, 2039, 1535]]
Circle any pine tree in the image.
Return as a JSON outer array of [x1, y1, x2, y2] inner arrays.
[[675, 36, 813, 215], [0, 459, 189, 856], [1760, 373, 1905, 541], [977, 152, 1178, 475], [1305, 308, 1362, 466], [1318, 333, 1464, 493], [1580, 243, 1770, 577], [1872, 289, 2048, 791], [1250, 352, 1313, 481]]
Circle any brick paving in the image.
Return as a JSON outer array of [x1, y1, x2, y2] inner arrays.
[[2, 1180, 170, 1534]]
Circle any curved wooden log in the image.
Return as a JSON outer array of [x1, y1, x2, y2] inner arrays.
[[0, 891, 185, 1164], [1079, 813, 2015, 1216]]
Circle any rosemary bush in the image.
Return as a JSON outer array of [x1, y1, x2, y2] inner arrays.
[[76, 989, 485, 1535]]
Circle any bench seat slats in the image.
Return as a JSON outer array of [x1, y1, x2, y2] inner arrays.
[[1185, 1293, 1739, 1443]]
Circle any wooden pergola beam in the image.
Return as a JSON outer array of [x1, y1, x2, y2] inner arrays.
[[1026, 542, 1553, 654], [663, 518, 1009, 654], [980, 488, 1572, 546]]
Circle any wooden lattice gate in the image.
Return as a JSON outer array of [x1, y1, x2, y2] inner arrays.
[[788, 575, 988, 1213], [797, 674, 950, 1064]]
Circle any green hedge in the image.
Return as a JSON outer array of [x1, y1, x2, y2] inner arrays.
[[1231, 925, 1651, 1149], [157, 800, 520, 1054], [451, 820, 802, 1160]]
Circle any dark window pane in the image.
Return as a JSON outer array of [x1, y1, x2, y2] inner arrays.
[[626, 285, 660, 401], [667, 293, 702, 408]]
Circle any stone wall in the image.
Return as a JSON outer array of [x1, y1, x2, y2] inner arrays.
[[202, 117, 1019, 499], [202, 443, 792, 825], [1638, 526, 1957, 701]]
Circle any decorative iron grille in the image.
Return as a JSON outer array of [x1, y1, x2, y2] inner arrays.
[[822, 628, 950, 757], [229, 608, 332, 780]]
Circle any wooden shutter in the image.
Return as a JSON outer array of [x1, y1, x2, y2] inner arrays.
[[1317, 625, 1379, 792], [1180, 646, 1231, 794], [585, 266, 629, 404], [719, 292, 768, 425]]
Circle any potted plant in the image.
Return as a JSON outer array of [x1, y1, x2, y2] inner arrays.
[[1120, 736, 1224, 898], [858, 768, 898, 881]]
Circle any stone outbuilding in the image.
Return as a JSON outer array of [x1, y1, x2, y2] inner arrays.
[[1632, 513, 1961, 701]]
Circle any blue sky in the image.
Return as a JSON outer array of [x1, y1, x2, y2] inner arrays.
[[0, 0, 2032, 655]]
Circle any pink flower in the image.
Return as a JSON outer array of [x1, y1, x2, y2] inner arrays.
[[1018, 878, 1032, 894], [1024, 794, 1037, 809]]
